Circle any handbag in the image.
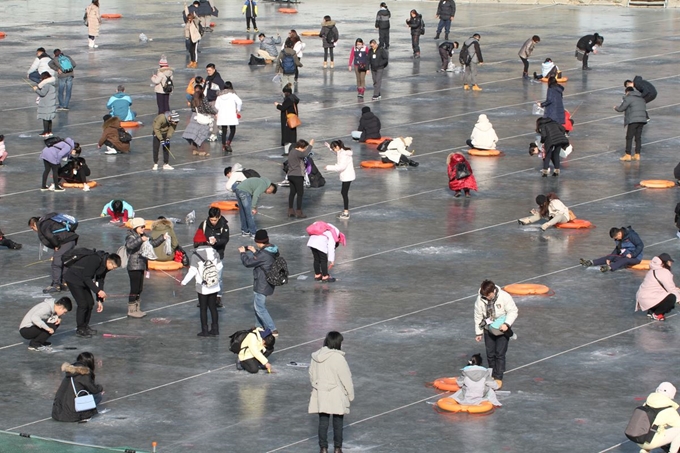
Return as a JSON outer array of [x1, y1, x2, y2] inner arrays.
[[118, 128, 132, 143], [195, 112, 213, 125], [559, 144, 573, 159], [71, 378, 96, 412], [286, 103, 301, 129]]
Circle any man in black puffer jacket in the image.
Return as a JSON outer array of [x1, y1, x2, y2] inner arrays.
[[375, 2, 391, 49], [29, 213, 79, 294], [625, 76, 657, 104], [435, 0, 456, 41], [194, 207, 230, 306], [352, 107, 382, 142]]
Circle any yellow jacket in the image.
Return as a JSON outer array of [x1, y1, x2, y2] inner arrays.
[[237, 328, 268, 365], [640, 393, 680, 448]]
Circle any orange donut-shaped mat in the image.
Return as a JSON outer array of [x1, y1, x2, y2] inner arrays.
[[124, 219, 154, 230], [556, 219, 594, 229], [504, 283, 550, 295], [101, 14, 122, 19], [148, 260, 184, 271], [120, 121, 142, 128], [231, 39, 255, 45], [0, 32, 6, 39], [301, 31, 318, 37], [433, 378, 460, 392], [61, 181, 98, 189], [640, 180, 676, 189], [210, 201, 239, 211], [468, 148, 501, 157], [541, 77, 568, 83], [436, 398, 495, 414], [365, 137, 392, 145], [278, 8, 298, 13], [360, 160, 395, 169], [630, 260, 651, 270]]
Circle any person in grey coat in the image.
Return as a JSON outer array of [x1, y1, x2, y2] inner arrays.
[[125, 217, 167, 318], [33, 72, 57, 138], [462, 34, 483, 91], [257, 33, 282, 60], [375, 2, 391, 49], [615, 87, 648, 161], [48, 49, 76, 110]]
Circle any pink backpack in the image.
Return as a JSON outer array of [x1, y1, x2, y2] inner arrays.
[[306, 221, 346, 246]]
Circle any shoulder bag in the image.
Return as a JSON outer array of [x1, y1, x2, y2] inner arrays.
[[72, 377, 96, 412], [286, 103, 301, 129]]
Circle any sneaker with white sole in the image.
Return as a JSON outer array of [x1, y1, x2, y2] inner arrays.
[[48, 184, 55, 191], [162, 164, 174, 170], [82, 185, 90, 192], [337, 212, 350, 220], [152, 164, 158, 171], [28, 345, 53, 352]]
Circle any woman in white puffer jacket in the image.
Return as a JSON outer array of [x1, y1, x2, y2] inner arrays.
[[324, 140, 356, 220]]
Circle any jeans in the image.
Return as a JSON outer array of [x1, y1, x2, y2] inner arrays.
[[234, 188, 257, 235], [28, 71, 41, 83], [463, 63, 479, 86], [411, 34, 420, 54], [253, 292, 276, 331], [20, 322, 58, 347], [592, 255, 641, 271], [52, 241, 76, 286], [625, 122, 645, 155], [318, 413, 344, 448], [520, 57, 529, 75], [436, 19, 451, 35], [484, 329, 510, 380], [57, 76, 73, 108]]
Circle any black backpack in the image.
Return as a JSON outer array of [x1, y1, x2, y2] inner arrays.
[[459, 43, 472, 66], [420, 18, 426, 35], [306, 156, 325, 188], [377, 139, 392, 152], [625, 405, 671, 444], [454, 162, 471, 180], [229, 329, 255, 354], [118, 128, 132, 143], [248, 54, 266, 66], [62, 248, 98, 268], [265, 254, 289, 286], [162, 75, 174, 94], [242, 168, 260, 178]]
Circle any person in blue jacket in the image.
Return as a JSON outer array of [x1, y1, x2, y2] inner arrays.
[[580, 226, 644, 272], [106, 85, 136, 121]]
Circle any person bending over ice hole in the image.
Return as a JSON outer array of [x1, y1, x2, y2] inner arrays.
[[224, 164, 259, 193], [438, 40, 459, 73], [517, 193, 571, 231], [518, 35, 540, 80], [20, 296, 71, 351], [580, 226, 644, 272], [232, 327, 275, 373], [635, 253, 680, 322], [533, 58, 561, 81], [466, 114, 497, 150], [100, 199, 134, 223], [379, 137, 418, 167], [52, 352, 104, 423], [58, 143, 91, 190], [447, 152, 477, 198], [533, 116, 569, 177], [473, 280, 518, 381], [446, 353, 501, 407], [628, 382, 680, 453], [307, 221, 346, 282]]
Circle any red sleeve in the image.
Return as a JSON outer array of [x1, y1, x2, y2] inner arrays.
[[123, 210, 130, 223]]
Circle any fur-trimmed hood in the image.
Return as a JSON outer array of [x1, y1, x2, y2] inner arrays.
[[61, 362, 91, 376], [321, 19, 336, 27], [446, 152, 467, 166], [152, 218, 174, 230]]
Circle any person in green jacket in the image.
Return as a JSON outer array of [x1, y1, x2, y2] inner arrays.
[[152, 111, 179, 171], [233, 177, 277, 236]]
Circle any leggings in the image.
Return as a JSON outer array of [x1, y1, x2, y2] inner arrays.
[[221, 125, 236, 144], [128, 269, 145, 303], [520, 57, 529, 74], [341, 181, 351, 210], [187, 39, 198, 62], [42, 119, 52, 134], [156, 93, 170, 115], [246, 16, 257, 29], [42, 160, 60, 188], [650, 293, 676, 316], [198, 292, 218, 330], [288, 175, 304, 209], [311, 248, 329, 277], [324, 48, 334, 62], [543, 145, 561, 170]]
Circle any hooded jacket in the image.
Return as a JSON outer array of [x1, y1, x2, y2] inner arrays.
[[307, 223, 341, 263], [473, 286, 518, 336], [541, 61, 558, 78], [226, 163, 247, 192], [181, 245, 223, 294], [151, 219, 179, 261], [28, 52, 56, 77], [319, 20, 339, 49], [447, 152, 478, 192], [40, 137, 75, 165], [238, 327, 271, 364], [215, 90, 242, 126], [612, 226, 644, 260], [195, 216, 229, 259], [63, 250, 110, 294], [451, 365, 501, 406], [537, 117, 569, 151], [635, 257, 680, 311], [125, 229, 166, 271], [541, 83, 565, 124], [633, 75, 657, 104], [106, 92, 135, 121], [241, 244, 279, 296], [375, 8, 391, 29], [151, 67, 174, 95], [152, 113, 177, 140], [36, 76, 57, 120], [615, 91, 648, 126], [52, 362, 103, 422], [260, 36, 282, 58], [36, 212, 79, 249], [463, 37, 483, 64], [357, 110, 381, 142], [368, 46, 389, 71], [380, 137, 413, 164], [98, 116, 130, 153], [637, 392, 680, 449], [406, 14, 423, 35], [436, 0, 456, 20], [308, 346, 354, 415], [326, 148, 355, 183], [469, 114, 498, 150]]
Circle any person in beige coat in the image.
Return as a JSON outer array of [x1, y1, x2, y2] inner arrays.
[[151, 55, 174, 114], [184, 5, 202, 68], [85, 0, 102, 48], [309, 331, 354, 453]]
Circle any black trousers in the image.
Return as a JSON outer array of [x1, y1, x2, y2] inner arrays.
[[520, 57, 529, 74], [0, 237, 20, 249], [341, 181, 351, 210], [378, 28, 389, 48], [128, 269, 144, 303], [240, 349, 272, 374], [42, 160, 60, 188], [156, 93, 170, 115], [411, 34, 420, 54], [20, 322, 58, 347], [221, 125, 236, 144], [625, 122, 645, 155], [543, 145, 561, 170], [42, 119, 53, 133], [186, 39, 198, 62], [650, 294, 676, 315], [484, 329, 510, 380], [288, 175, 305, 209], [246, 16, 257, 29], [198, 292, 218, 330], [67, 281, 95, 330], [439, 47, 450, 70], [311, 248, 329, 277], [152, 137, 170, 164], [582, 51, 590, 69], [318, 413, 344, 448], [323, 48, 334, 62]]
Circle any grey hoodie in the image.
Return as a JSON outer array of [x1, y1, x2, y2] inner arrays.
[[451, 365, 501, 406]]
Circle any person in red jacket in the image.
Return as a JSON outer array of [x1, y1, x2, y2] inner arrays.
[[447, 152, 477, 198]]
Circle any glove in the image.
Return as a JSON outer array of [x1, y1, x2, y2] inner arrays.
[[162, 140, 170, 147]]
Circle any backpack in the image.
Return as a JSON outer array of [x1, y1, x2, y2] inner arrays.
[[420, 19, 426, 35], [459, 43, 472, 66], [50, 213, 79, 234], [57, 55, 74, 73], [118, 128, 133, 143], [116, 245, 129, 268], [377, 139, 392, 152], [306, 157, 326, 188], [242, 168, 260, 178], [265, 254, 289, 286], [454, 162, 471, 180], [162, 75, 174, 94], [281, 54, 296, 74], [229, 329, 255, 354], [624, 405, 671, 444], [62, 248, 97, 268], [44, 136, 63, 147], [248, 54, 266, 66], [194, 252, 219, 287]]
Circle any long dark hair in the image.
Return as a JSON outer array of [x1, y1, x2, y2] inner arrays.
[[191, 85, 204, 109], [330, 140, 351, 151], [289, 30, 300, 44], [77, 351, 96, 374], [539, 192, 559, 217]]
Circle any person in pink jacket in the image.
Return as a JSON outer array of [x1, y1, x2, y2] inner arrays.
[[324, 140, 356, 220], [307, 221, 346, 283], [636, 253, 680, 321]]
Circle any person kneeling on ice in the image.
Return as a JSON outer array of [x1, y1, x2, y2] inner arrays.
[[447, 152, 477, 198], [635, 253, 680, 322], [533, 58, 561, 81], [232, 327, 276, 373], [379, 137, 418, 167], [101, 199, 134, 223], [466, 114, 498, 150], [448, 353, 501, 407], [58, 144, 91, 189], [517, 193, 571, 231], [629, 382, 680, 453], [580, 226, 644, 272], [307, 221, 346, 283]]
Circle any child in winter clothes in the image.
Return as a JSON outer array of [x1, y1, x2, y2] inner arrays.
[[325, 140, 356, 219], [0, 135, 7, 166], [307, 221, 346, 282], [449, 353, 502, 407], [58, 144, 90, 189], [101, 199, 134, 223], [447, 152, 477, 198], [518, 193, 571, 230], [580, 226, 644, 272], [466, 114, 498, 150], [0, 228, 22, 250], [348, 39, 369, 97], [533, 58, 561, 80], [380, 137, 419, 167], [40, 137, 76, 191]]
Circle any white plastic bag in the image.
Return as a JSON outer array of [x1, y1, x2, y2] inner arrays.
[[532, 104, 544, 116], [140, 241, 158, 260], [272, 73, 282, 84], [185, 210, 196, 225], [560, 144, 573, 159], [163, 236, 173, 256]]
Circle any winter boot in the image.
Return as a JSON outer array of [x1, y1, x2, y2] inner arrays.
[[330, 61, 334, 69], [295, 209, 307, 219], [135, 300, 147, 317], [288, 208, 295, 218], [620, 154, 632, 161], [434, 33, 440, 40], [445, 33, 449, 41], [197, 326, 210, 337], [208, 324, 219, 336], [552, 169, 560, 177], [127, 303, 141, 318], [541, 169, 549, 177], [224, 141, 233, 153], [323, 61, 327, 69]]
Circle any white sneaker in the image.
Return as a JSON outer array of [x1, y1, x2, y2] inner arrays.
[[677, 231, 680, 239], [82, 184, 90, 192], [207, 134, 218, 142], [105, 146, 117, 154], [162, 164, 174, 170], [152, 164, 158, 171], [48, 184, 55, 191], [36, 96, 40, 104]]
